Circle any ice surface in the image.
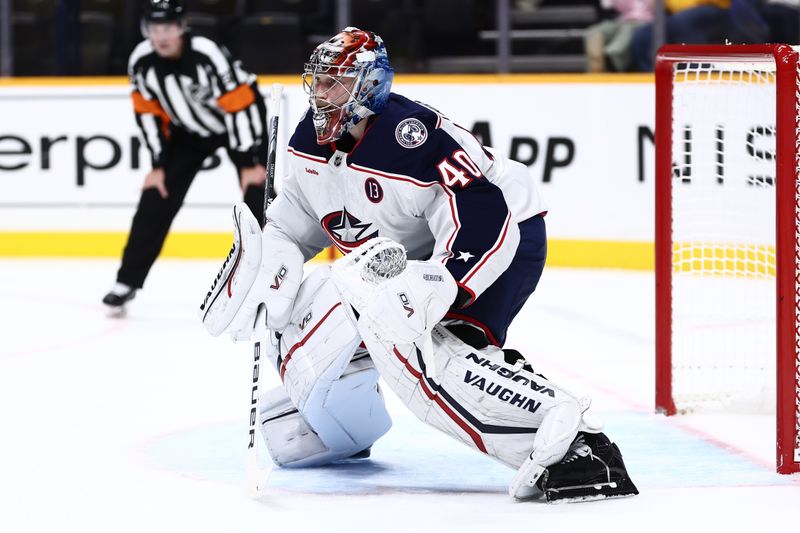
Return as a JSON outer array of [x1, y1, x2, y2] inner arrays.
[[0, 259, 797, 533]]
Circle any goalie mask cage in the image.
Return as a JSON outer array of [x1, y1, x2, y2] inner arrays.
[[655, 44, 800, 475]]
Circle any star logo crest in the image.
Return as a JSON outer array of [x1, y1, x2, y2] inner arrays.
[[327, 208, 378, 244], [456, 251, 475, 262]]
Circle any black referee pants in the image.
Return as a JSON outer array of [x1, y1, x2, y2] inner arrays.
[[116, 130, 265, 289]]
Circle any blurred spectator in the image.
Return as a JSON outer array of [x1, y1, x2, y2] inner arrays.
[[759, 0, 800, 42], [630, 0, 733, 71], [728, 0, 770, 42], [584, 0, 654, 72]]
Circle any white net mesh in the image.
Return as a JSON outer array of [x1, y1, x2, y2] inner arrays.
[[670, 60, 778, 413]]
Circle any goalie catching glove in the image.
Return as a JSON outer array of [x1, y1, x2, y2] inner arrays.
[[199, 203, 304, 341], [331, 237, 458, 346]]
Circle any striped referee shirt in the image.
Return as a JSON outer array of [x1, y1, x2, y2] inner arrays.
[[128, 33, 267, 168]]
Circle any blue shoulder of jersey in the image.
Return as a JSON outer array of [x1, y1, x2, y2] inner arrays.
[[349, 94, 458, 184]]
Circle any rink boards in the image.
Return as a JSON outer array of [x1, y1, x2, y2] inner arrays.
[[0, 74, 654, 268]]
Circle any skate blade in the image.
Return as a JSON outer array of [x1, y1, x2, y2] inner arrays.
[[105, 305, 128, 319], [544, 480, 639, 504], [545, 491, 638, 504]]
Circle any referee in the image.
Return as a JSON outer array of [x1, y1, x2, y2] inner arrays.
[[103, 0, 268, 309]]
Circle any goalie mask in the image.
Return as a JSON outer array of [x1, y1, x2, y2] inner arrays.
[[302, 27, 394, 144]]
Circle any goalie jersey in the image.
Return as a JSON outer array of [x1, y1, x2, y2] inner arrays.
[[266, 94, 547, 344]]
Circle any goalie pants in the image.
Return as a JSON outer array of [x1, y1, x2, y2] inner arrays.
[[116, 128, 265, 289], [446, 214, 546, 347]]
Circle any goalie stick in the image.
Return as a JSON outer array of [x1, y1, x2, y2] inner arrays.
[[263, 83, 282, 219], [246, 83, 283, 498]]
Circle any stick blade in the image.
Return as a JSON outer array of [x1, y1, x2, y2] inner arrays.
[[246, 455, 273, 499]]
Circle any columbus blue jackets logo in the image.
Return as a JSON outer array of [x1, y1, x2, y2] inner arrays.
[[395, 118, 428, 149], [321, 208, 379, 253]]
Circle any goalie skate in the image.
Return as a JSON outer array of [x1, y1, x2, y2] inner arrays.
[[540, 432, 638, 503]]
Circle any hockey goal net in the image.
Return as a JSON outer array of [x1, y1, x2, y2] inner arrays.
[[655, 44, 800, 474]]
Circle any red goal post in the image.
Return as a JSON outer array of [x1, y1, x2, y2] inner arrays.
[[655, 44, 800, 475]]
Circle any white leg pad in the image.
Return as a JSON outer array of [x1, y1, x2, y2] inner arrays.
[[259, 359, 391, 467], [302, 356, 392, 458], [353, 324, 588, 465], [259, 386, 328, 467], [259, 265, 392, 467], [531, 399, 583, 467], [508, 399, 582, 499]]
